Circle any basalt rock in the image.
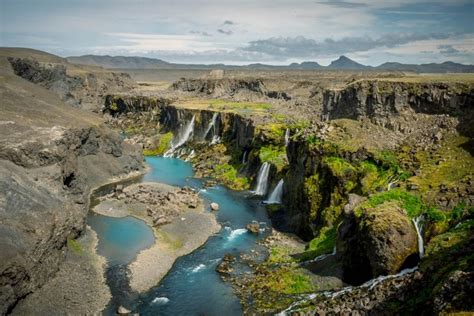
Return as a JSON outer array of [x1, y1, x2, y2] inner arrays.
[[338, 202, 418, 284]]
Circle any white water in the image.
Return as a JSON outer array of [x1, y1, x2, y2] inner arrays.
[[412, 216, 424, 258], [284, 129, 290, 147], [172, 115, 196, 149], [190, 264, 206, 273], [152, 297, 170, 305], [264, 179, 284, 204], [242, 151, 248, 164], [226, 228, 247, 241], [253, 162, 271, 196], [211, 135, 221, 145], [203, 113, 219, 140]]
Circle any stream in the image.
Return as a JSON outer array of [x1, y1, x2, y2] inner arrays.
[[88, 156, 272, 315]]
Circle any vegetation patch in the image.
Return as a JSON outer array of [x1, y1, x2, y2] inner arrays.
[[356, 188, 423, 218], [323, 156, 356, 178], [259, 145, 287, 171], [143, 132, 174, 156], [268, 246, 296, 264], [299, 226, 337, 261], [214, 163, 249, 190], [67, 237, 83, 254]]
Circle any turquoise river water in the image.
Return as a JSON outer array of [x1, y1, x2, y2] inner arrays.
[[88, 156, 272, 315]]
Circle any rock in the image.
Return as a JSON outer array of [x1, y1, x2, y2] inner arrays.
[[338, 201, 418, 284], [210, 202, 220, 211], [246, 222, 260, 234], [116, 184, 124, 193], [117, 305, 131, 314], [216, 254, 235, 275]]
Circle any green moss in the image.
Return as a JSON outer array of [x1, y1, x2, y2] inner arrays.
[[323, 156, 356, 178], [214, 163, 249, 190], [304, 174, 322, 222], [268, 246, 296, 264], [265, 268, 314, 294], [110, 101, 118, 111], [357, 189, 423, 218], [67, 237, 83, 254], [308, 226, 337, 258], [259, 145, 287, 171], [143, 132, 174, 156]]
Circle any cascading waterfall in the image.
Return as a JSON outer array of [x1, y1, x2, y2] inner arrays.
[[253, 162, 271, 196], [164, 115, 195, 157], [242, 151, 248, 164], [412, 216, 424, 258], [284, 129, 290, 147], [203, 112, 218, 140], [264, 179, 284, 204]]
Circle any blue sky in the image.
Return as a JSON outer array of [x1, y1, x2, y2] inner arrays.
[[1, 0, 473, 65]]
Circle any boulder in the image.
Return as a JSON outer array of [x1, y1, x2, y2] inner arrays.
[[210, 202, 220, 211], [246, 222, 260, 234], [117, 305, 131, 314], [338, 201, 418, 284]]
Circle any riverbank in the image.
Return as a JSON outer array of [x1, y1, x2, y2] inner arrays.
[[12, 227, 111, 314], [91, 181, 220, 293]]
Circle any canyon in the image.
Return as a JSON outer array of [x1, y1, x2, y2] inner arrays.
[[0, 48, 473, 315]]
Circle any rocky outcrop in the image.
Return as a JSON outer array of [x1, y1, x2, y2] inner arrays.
[[337, 202, 418, 284], [7, 55, 135, 111], [322, 81, 474, 135], [172, 78, 291, 100]]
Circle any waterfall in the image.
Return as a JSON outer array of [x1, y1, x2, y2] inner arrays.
[[242, 151, 248, 164], [412, 216, 424, 258], [264, 179, 284, 204], [253, 162, 271, 196], [284, 129, 290, 147], [203, 112, 218, 140], [172, 115, 195, 149]]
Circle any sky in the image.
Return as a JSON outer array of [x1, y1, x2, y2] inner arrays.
[[1, 0, 473, 65]]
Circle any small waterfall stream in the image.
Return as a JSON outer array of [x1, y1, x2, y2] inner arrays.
[[203, 112, 218, 140], [253, 162, 271, 196], [284, 129, 290, 147], [264, 179, 284, 204], [242, 151, 248, 164], [412, 216, 424, 258]]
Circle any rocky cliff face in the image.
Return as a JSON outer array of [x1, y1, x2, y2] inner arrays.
[[322, 81, 473, 135], [172, 77, 291, 101], [0, 53, 143, 314], [7, 55, 136, 111]]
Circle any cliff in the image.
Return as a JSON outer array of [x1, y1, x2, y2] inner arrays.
[[0, 51, 143, 313]]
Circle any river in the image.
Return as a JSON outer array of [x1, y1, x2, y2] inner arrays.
[[88, 156, 272, 315]]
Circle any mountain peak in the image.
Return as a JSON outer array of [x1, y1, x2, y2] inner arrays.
[[329, 55, 367, 70]]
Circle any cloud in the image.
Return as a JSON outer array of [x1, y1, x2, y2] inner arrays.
[[217, 29, 233, 35], [223, 20, 234, 25], [189, 30, 212, 36], [315, 0, 368, 9], [242, 33, 463, 58], [438, 44, 460, 55]]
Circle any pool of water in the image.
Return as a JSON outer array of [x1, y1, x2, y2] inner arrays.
[[87, 213, 155, 266], [89, 156, 271, 315]]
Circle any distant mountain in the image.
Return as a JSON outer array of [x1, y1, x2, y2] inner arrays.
[[377, 61, 474, 73], [66, 54, 474, 73], [67, 55, 170, 69], [328, 56, 368, 70]]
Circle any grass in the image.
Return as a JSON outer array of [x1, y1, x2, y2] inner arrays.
[[256, 122, 287, 142], [214, 163, 250, 190], [259, 145, 287, 171], [356, 188, 423, 218], [408, 134, 473, 198], [264, 268, 314, 294]]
